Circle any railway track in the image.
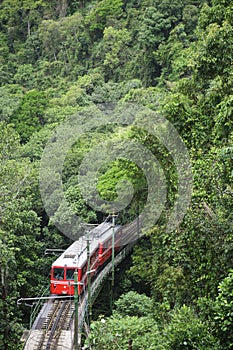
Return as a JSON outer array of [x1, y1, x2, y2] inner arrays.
[[36, 300, 74, 350]]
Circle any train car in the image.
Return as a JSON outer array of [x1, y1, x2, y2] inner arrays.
[[50, 221, 122, 296], [98, 224, 123, 265]]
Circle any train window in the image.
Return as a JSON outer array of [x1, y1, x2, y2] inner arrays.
[[53, 268, 64, 280], [66, 268, 75, 280]]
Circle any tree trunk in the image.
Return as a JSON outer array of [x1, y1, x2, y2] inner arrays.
[[27, 18, 31, 37], [57, 0, 68, 18]]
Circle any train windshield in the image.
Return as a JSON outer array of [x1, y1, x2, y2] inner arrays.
[[66, 268, 75, 280], [53, 267, 64, 280]]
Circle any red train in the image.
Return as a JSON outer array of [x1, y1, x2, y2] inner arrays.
[[50, 221, 123, 295]]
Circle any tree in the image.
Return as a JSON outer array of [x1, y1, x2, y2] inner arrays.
[[0, 0, 47, 40], [86, 0, 123, 36], [87, 314, 162, 350], [214, 271, 233, 349], [10, 90, 48, 142], [114, 291, 153, 317], [163, 305, 220, 349], [0, 122, 44, 349], [102, 26, 131, 81], [0, 85, 23, 121], [38, 11, 90, 75]]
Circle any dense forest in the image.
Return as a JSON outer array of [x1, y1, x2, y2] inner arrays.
[[0, 0, 232, 349]]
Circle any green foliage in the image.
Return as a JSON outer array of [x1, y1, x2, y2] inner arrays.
[[214, 270, 233, 349], [196, 21, 233, 79], [182, 5, 199, 35], [102, 26, 131, 80], [97, 158, 145, 201], [0, 121, 48, 348], [163, 305, 220, 349], [154, 264, 187, 308], [156, 24, 190, 82], [87, 314, 162, 350], [87, 303, 219, 349], [0, 85, 23, 121], [20, 124, 55, 161], [0, 31, 9, 64], [0, 0, 48, 42], [49, 184, 97, 238], [128, 238, 153, 286], [13, 63, 35, 88], [114, 291, 153, 317], [10, 90, 48, 142], [86, 0, 123, 34], [138, 6, 172, 48], [38, 11, 90, 66], [0, 122, 20, 158]]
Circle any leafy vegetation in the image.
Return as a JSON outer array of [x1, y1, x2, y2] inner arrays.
[[0, 0, 232, 348]]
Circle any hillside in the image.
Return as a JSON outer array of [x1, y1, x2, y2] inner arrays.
[[0, 0, 232, 349]]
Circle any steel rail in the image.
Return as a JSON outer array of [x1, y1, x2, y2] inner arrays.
[[45, 301, 68, 350]]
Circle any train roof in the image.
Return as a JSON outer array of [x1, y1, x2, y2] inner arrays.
[[51, 221, 120, 269]]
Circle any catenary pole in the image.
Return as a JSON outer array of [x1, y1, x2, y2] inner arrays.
[[110, 213, 116, 312], [74, 269, 79, 350], [87, 231, 92, 322]]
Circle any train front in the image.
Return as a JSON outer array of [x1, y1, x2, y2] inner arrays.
[[50, 265, 78, 295], [50, 239, 87, 296]]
